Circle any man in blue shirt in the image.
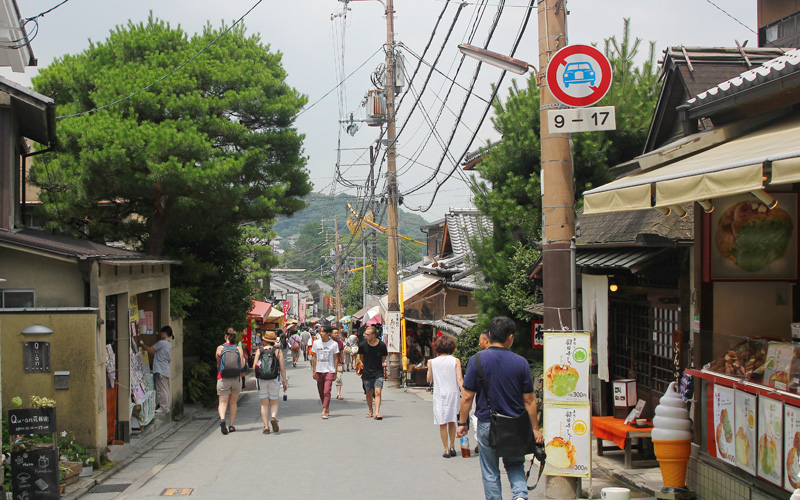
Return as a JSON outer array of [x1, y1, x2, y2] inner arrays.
[[457, 316, 544, 500]]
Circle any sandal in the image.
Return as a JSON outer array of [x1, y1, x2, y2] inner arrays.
[[228, 426, 236, 433], [449, 448, 456, 457], [442, 451, 451, 458], [336, 395, 343, 400], [321, 413, 329, 420], [270, 417, 279, 432], [374, 415, 383, 420], [263, 426, 270, 434], [365, 413, 373, 418]]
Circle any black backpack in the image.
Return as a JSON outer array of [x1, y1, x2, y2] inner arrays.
[[256, 347, 280, 380], [219, 344, 241, 379]]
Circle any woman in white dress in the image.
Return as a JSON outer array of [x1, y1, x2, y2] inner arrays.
[[427, 335, 463, 458]]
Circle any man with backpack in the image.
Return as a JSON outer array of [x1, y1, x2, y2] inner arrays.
[[253, 331, 287, 434], [216, 328, 247, 435]]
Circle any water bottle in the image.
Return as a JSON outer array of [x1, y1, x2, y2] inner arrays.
[[460, 436, 471, 458], [283, 388, 287, 401]]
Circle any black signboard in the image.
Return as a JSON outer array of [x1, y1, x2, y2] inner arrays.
[[8, 408, 57, 435], [10, 448, 59, 499], [23, 342, 51, 372]]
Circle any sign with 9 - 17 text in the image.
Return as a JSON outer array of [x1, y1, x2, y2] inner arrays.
[[547, 106, 616, 133]]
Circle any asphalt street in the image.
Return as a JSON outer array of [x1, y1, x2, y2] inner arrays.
[[79, 359, 521, 499]]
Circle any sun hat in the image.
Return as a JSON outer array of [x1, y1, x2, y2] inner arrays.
[[263, 331, 277, 343]]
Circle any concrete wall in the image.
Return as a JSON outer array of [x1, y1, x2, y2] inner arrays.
[[0, 248, 84, 307], [0, 313, 100, 450]]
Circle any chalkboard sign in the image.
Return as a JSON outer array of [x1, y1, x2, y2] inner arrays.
[[8, 408, 57, 435], [10, 448, 59, 499], [23, 342, 51, 372]]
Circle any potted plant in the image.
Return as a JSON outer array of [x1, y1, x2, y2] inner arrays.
[[59, 463, 69, 494], [80, 457, 94, 477]]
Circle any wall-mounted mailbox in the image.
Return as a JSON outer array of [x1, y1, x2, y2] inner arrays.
[[54, 371, 70, 389]]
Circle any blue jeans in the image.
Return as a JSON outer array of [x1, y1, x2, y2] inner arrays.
[[477, 420, 528, 500]]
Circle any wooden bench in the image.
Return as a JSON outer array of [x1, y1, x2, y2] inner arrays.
[[592, 416, 658, 469]]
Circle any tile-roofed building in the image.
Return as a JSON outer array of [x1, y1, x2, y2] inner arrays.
[[577, 205, 693, 247]]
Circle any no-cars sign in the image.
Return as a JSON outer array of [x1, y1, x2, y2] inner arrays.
[[546, 44, 612, 108]]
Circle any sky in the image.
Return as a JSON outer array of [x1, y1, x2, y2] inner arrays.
[[5, 0, 758, 223]]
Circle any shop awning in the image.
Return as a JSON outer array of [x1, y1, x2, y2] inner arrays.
[[379, 273, 443, 311], [576, 247, 669, 273], [248, 300, 272, 322], [264, 307, 284, 322], [583, 114, 800, 214]]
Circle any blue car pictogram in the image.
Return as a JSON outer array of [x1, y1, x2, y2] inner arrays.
[[562, 62, 595, 88]]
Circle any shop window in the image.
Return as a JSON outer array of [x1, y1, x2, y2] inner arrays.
[[0, 290, 34, 308], [458, 295, 468, 307]]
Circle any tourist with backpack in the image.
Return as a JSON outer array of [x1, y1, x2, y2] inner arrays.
[[216, 328, 246, 435], [253, 331, 287, 434]]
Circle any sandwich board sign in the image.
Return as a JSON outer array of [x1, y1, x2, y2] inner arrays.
[[546, 44, 612, 108]]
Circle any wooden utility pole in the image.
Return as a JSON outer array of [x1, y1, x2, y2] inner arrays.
[[334, 215, 343, 325], [539, 0, 579, 497], [385, 0, 399, 313]]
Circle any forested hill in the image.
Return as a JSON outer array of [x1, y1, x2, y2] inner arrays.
[[273, 193, 432, 241]]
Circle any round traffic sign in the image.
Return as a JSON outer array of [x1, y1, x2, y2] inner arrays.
[[546, 44, 612, 108]]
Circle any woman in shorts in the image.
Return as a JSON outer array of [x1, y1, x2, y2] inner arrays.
[[216, 328, 246, 434], [253, 331, 288, 434]]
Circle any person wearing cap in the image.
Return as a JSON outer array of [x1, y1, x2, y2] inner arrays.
[[139, 325, 174, 415], [253, 331, 288, 434]]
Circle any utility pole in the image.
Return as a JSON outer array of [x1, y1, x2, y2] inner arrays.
[[334, 216, 343, 326], [384, 0, 399, 314], [539, 0, 579, 497]]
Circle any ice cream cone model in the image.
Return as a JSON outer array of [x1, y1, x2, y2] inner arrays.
[[651, 382, 693, 490]]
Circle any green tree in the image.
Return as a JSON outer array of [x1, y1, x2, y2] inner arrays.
[[30, 17, 312, 357], [470, 19, 658, 340]]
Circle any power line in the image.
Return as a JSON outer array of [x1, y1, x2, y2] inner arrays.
[[57, 0, 266, 120]]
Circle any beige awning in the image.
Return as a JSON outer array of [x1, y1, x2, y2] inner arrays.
[[584, 114, 800, 215]]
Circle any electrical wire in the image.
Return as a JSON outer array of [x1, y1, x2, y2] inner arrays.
[[398, 43, 488, 103], [2, 0, 71, 49], [57, 0, 266, 120]]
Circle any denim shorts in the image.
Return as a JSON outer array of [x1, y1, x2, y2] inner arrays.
[[362, 377, 384, 392]]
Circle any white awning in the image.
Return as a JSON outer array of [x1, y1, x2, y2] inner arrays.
[[584, 114, 800, 214], [379, 273, 443, 311]]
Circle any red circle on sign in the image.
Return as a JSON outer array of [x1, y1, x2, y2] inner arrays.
[[546, 44, 612, 107]]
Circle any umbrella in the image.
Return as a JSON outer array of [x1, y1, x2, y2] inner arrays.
[[340, 315, 352, 323], [363, 306, 382, 326]]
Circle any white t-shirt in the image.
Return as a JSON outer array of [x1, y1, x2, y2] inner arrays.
[[312, 339, 340, 373]]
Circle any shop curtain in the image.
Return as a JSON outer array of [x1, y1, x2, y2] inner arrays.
[[582, 274, 609, 382]]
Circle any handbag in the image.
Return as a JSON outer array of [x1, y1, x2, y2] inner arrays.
[[474, 351, 537, 457], [344, 345, 353, 354]]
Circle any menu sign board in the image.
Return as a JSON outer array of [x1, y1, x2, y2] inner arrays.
[[713, 386, 736, 465], [763, 342, 795, 391], [784, 405, 800, 491], [8, 408, 57, 435], [543, 332, 590, 403], [543, 405, 591, 477], [734, 389, 757, 475], [10, 448, 59, 499], [758, 395, 784, 486]]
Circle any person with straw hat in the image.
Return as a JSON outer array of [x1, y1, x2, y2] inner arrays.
[[253, 331, 288, 434]]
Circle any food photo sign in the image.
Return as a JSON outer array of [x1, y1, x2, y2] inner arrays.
[[735, 389, 757, 475], [543, 405, 591, 477], [543, 331, 591, 403], [713, 385, 736, 465], [711, 193, 797, 280], [758, 395, 784, 486], [784, 404, 800, 492], [763, 342, 796, 391]]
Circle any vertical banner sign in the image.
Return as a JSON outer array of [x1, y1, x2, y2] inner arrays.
[[532, 320, 544, 349], [282, 301, 290, 322], [784, 404, 800, 491], [543, 331, 591, 479], [734, 389, 757, 475], [713, 385, 736, 465], [384, 312, 401, 353], [299, 298, 306, 323], [757, 396, 783, 486]]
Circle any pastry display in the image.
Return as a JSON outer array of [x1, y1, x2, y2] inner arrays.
[[705, 339, 767, 379], [545, 364, 579, 397], [768, 371, 790, 389], [759, 433, 778, 475], [736, 427, 751, 466], [715, 199, 793, 272], [545, 436, 577, 469]]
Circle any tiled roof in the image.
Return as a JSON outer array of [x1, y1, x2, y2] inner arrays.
[[271, 275, 309, 292], [0, 227, 170, 261], [445, 208, 492, 257], [577, 205, 693, 246], [688, 48, 800, 107]]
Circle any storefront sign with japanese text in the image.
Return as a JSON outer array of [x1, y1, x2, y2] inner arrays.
[[384, 312, 401, 353], [282, 301, 289, 322], [758, 395, 784, 486], [8, 408, 57, 435], [713, 385, 736, 465], [734, 389, 757, 475], [543, 405, 591, 477]]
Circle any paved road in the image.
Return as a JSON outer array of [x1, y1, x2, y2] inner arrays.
[[80, 360, 515, 499]]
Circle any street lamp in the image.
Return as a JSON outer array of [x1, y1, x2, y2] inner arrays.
[[457, 44, 536, 75]]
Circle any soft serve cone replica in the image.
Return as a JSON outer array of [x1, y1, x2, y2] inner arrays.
[[652, 381, 693, 489]]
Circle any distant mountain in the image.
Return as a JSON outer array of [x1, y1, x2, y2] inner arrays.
[[273, 193, 433, 242]]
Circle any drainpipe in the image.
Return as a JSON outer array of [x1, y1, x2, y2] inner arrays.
[[571, 238, 577, 329]]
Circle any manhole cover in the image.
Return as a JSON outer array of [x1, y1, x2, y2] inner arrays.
[[161, 488, 194, 496], [89, 483, 130, 493]]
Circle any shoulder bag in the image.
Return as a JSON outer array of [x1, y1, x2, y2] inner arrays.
[[475, 351, 537, 457]]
